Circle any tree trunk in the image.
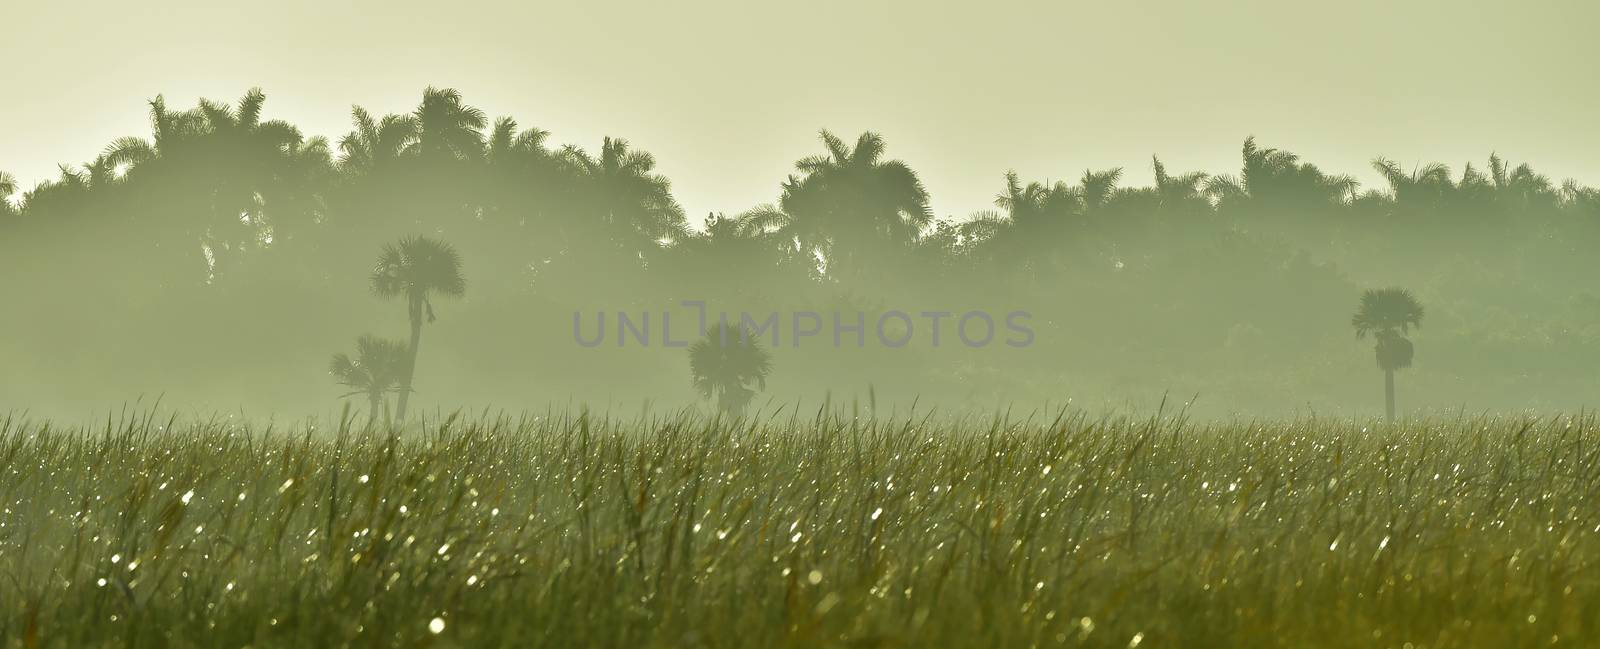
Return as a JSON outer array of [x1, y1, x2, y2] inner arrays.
[[1384, 369, 1396, 423], [395, 296, 424, 423], [367, 393, 382, 424]]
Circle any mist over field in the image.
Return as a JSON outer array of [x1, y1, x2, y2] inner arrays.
[[2, 85, 1598, 421], [9, 4, 1600, 647], [5, 0, 1600, 423]]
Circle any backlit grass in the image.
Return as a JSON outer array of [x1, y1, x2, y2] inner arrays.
[[2, 408, 1597, 647]]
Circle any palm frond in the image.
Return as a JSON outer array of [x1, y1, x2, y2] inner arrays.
[[237, 87, 267, 128]]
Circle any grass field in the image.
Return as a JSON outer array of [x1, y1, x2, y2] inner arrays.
[[1, 408, 1597, 648]]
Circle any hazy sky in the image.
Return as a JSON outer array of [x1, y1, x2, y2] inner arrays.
[[3, 0, 1596, 221]]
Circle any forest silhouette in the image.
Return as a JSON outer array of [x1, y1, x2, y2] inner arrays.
[[3, 87, 1599, 419]]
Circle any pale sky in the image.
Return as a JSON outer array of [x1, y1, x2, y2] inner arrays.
[[3, 0, 1597, 221]]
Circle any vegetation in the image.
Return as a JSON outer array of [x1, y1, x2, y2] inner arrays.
[[2, 410, 1598, 647], [1351, 288, 1426, 421], [328, 335, 409, 421], [367, 235, 467, 422], [2, 89, 1599, 418], [687, 323, 774, 415]]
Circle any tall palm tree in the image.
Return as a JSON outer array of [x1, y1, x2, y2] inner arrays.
[[689, 322, 773, 416], [1351, 287, 1424, 422], [777, 130, 932, 278], [371, 235, 466, 422], [329, 335, 409, 420]]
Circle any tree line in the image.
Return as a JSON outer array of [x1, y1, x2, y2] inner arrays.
[[2, 87, 1598, 417]]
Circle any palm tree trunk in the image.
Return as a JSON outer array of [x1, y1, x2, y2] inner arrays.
[[395, 297, 424, 423], [367, 393, 382, 425], [1384, 369, 1396, 423]]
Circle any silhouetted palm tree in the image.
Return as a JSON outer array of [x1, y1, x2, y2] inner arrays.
[[371, 235, 466, 422], [329, 335, 409, 420], [1369, 159, 1457, 220], [411, 87, 487, 162], [1352, 288, 1424, 422], [1151, 156, 1209, 209], [778, 130, 932, 278], [338, 106, 419, 176], [1487, 154, 1557, 213], [979, 171, 1077, 268], [96, 89, 318, 280], [563, 136, 687, 259], [689, 323, 773, 416], [1208, 137, 1357, 212], [1078, 167, 1123, 217]]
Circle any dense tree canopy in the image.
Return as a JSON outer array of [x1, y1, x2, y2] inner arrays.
[[3, 88, 1599, 418]]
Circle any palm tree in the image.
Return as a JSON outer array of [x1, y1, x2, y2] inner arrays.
[[1078, 167, 1124, 217], [1487, 154, 1556, 213], [1351, 287, 1424, 422], [337, 106, 419, 176], [96, 89, 321, 280], [1151, 156, 1209, 210], [777, 130, 932, 279], [562, 136, 687, 259], [371, 235, 466, 422], [980, 171, 1078, 268], [1371, 159, 1454, 214], [411, 87, 487, 162], [689, 322, 774, 416], [1207, 137, 1357, 213], [329, 335, 409, 420]]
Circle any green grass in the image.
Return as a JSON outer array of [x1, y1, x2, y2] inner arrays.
[[2, 408, 1598, 648]]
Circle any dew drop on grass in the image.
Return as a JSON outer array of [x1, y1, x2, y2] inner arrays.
[[429, 617, 446, 634]]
